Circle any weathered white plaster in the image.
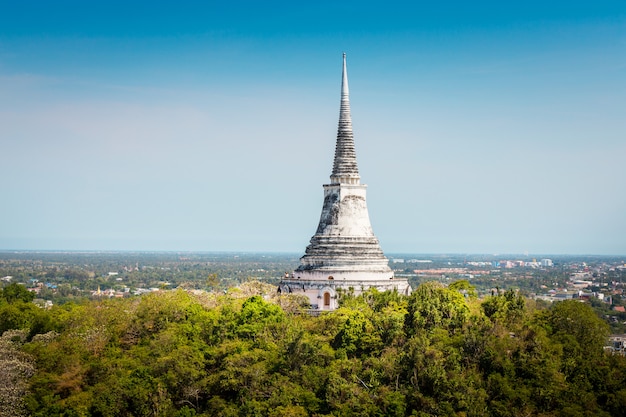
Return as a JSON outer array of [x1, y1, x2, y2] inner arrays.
[[280, 54, 412, 310]]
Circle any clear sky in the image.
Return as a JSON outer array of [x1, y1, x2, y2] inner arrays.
[[1, 1, 625, 255]]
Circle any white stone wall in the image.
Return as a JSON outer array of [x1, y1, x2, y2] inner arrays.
[[292, 269, 393, 282], [316, 183, 374, 237], [279, 278, 412, 311]]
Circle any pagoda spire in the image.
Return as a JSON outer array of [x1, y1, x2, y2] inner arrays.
[[280, 53, 412, 311], [331, 53, 360, 185]]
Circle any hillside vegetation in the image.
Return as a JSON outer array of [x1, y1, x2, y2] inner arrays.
[[2, 281, 626, 417]]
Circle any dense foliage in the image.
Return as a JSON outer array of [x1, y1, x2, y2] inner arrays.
[[2, 281, 626, 417]]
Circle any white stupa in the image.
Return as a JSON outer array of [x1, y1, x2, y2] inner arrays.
[[279, 54, 411, 310]]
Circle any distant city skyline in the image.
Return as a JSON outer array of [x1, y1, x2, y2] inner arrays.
[[1, 1, 625, 255]]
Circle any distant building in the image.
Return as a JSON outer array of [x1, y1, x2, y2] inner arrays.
[[541, 259, 554, 267], [33, 299, 53, 309], [279, 54, 411, 310], [606, 335, 626, 355]]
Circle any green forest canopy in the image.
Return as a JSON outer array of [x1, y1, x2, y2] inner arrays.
[[2, 281, 626, 417]]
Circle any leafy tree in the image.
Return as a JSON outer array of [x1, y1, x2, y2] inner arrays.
[[0, 301, 46, 335], [449, 279, 477, 298], [545, 300, 609, 355], [481, 289, 525, 325], [0, 330, 35, 417], [406, 282, 470, 333], [236, 295, 285, 341], [206, 273, 219, 291], [375, 301, 408, 346], [1, 283, 35, 304], [332, 308, 381, 356]]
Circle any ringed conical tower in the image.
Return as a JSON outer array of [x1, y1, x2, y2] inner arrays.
[[279, 54, 411, 310]]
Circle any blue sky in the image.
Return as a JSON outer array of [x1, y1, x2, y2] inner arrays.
[[1, 1, 625, 255]]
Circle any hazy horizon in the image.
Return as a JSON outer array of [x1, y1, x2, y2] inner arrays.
[[2, 2, 625, 255], [1, 248, 624, 259]]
